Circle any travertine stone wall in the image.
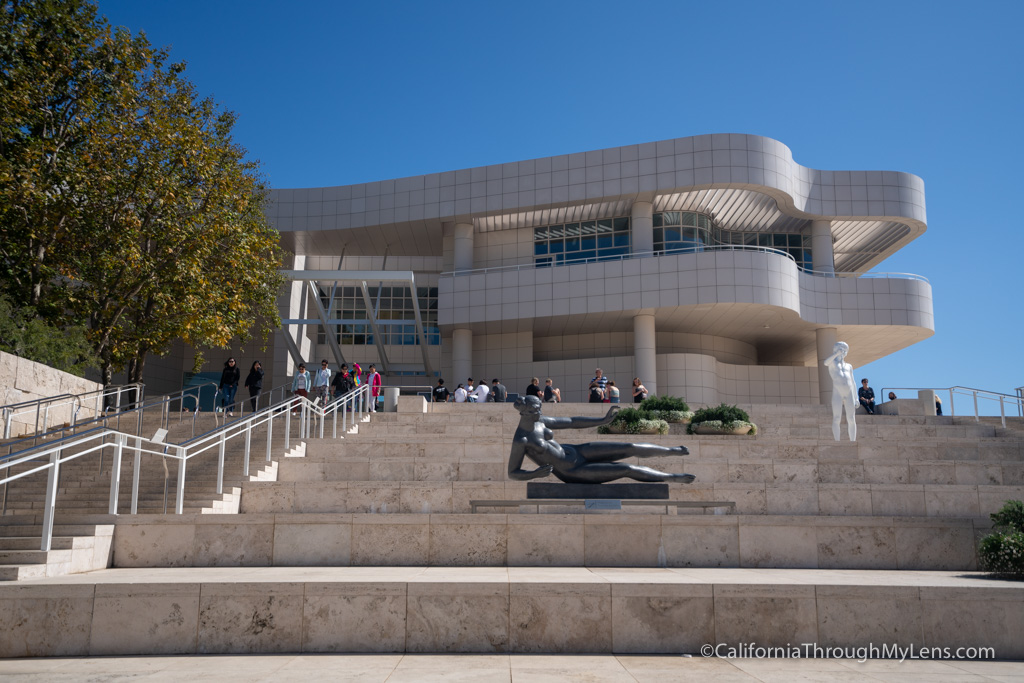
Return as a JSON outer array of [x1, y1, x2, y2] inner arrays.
[[0, 351, 102, 436]]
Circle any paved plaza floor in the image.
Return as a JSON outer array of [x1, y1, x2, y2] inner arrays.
[[1, 654, 1023, 682]]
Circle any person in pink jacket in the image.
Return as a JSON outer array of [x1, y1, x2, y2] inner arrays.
[[368, 363, 382, 412]]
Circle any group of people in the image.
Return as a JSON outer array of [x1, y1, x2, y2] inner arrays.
[[586, 368, 650, 404], [526, 377, 562, 403], [859, 380, 942, 416], [218, 358, 263, 416], [291, 360, 382, 412], [427, 368, 654, 405], [433, 378, 508, 403]]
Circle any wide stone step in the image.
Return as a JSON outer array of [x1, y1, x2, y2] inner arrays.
[[355, 421, 1008, 441], [111, 512, 988, 571], [299, 436, 1024, 463], [2, 566, 1021, 657], [278, 453, 1024, 487], [0, 548, 73, 565], [243, 478, 1022, 518], [0, 536, 78, 551]]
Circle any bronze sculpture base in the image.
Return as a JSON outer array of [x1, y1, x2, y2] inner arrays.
[[527, 482, 669, 500]]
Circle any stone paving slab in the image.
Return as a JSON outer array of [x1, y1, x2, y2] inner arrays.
[[1, 653, 1022, 681]]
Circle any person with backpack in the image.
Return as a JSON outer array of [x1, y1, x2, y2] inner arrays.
[[331, 363, 353, 401]]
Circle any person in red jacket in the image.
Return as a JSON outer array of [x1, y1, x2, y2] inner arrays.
[[368, 363, 382, 412]]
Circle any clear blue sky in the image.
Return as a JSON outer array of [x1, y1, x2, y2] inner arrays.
[[100, 0, 1023, 409]]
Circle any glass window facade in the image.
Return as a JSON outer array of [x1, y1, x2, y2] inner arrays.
[[653, 211, 812, 270], [317, 285, 439, 346], [534, 217, 630, 266]]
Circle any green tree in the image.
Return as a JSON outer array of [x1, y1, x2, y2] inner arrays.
[[0, 293, 94, 374], [0, 0, 285, 385]]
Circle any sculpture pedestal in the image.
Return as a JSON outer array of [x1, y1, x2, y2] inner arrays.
[[526, 483, 669, 500]]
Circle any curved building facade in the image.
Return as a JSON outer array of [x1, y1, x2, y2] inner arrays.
[[261, 133, 933, 405]]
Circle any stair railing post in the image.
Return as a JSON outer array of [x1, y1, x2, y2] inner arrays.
[[216, 432, 226, 495], [332, 404, 338, 439], [131, 437, 142, 515], [175, 446, 187, 514], [108, 433, 125, 515], [267, 409, 275, 462], [243, 421, 252, 477], [284, 404, 290, 450], [40, 445, 61, 551], [1000, 396, 1006, 428], [973, 391, 979, 422]]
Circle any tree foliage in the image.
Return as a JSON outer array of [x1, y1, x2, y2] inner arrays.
[[0, 293, 94, 374], [0, 0, 286, 384]]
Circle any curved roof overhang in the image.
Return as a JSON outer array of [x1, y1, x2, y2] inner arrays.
[[268, 133, 926, 274]]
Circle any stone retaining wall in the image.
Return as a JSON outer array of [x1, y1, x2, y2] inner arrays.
[[0, 351, 102, 437]]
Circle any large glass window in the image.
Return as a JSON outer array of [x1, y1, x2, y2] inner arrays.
[[534, 217, 630, 266], [653, 211, 812, 270], [317, 285, 439, 346]]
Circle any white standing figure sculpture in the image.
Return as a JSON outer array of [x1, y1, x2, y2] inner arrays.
[[823, 341, 857, 442]]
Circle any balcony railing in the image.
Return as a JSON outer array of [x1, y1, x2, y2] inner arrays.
[[441, 245, 929, 284]]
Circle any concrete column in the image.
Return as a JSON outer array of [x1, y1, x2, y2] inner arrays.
[[631, 201, 654, 255], [811, 220, 835, 275], [634, 313, 657, 396], [452, 328, 473, 387], [453, 222, 474, 272], [816, 327, 838, 405]]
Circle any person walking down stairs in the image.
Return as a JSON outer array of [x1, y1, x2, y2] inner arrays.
[[219, 358, 240, 416]]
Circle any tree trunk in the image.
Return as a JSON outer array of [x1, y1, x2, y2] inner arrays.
[[129, 348, 148, 384]]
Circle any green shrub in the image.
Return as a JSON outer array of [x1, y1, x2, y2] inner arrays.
[[978, 500, 1024, 579], [0, 294, 96, 376], [991, 499, 1024, 533], [653, 409, 693, 423], [686, 403, 756, 435], [598, 406, 669, 435], [640, 395, 690, 413], [688, 403, 750, 427]]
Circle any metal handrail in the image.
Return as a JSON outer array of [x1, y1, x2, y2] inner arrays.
[[1, 393, 73, 441], [439, 245, 929, 283], [1, 383, 147, 440], [881, 386, 1024, 427], [211, 381, 294, 422], [0, 384, 373, 552], [440, 245, 796, 277], [0, 385, 147, 438]]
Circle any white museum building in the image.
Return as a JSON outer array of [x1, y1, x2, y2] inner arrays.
[[182, 133, 933, 405]]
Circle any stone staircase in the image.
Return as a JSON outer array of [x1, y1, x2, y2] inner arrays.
[[0, 408, 310, 581], [1, 401, 1023, 657]]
